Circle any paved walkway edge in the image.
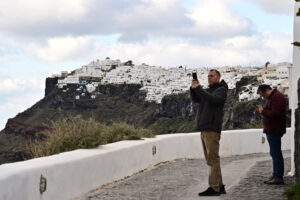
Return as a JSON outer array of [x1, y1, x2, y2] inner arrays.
[[182, 156, 271, 200]]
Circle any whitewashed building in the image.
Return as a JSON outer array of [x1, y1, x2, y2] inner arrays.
[[56, 58, 290, 104]]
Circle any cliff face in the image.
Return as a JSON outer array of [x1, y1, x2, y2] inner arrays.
[[0, 76, 290, 164], [45, 77, 58, 96], [159, 93, 195, 120], [223, 93, 264, 129], [0, 83, 161, 164], [10, 82, 158, 127]]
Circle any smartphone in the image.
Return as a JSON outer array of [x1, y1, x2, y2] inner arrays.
[[192, 72, 197, 80]]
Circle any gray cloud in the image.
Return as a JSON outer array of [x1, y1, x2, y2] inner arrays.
[[0, 0, 253, 43], [0, 0, 191, 40], [249, 0, 294, 15]]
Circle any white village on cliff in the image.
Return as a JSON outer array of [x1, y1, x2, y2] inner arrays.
[[53, 58, 291, 103]]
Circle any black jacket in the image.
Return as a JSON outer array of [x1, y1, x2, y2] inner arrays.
[[190, 81, 228, 133]]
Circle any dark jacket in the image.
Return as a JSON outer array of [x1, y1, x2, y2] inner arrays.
[[262, 89, 286, 135], [190, 81, 228, 133]]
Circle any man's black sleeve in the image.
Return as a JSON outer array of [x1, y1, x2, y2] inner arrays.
[[192, 86, 227, 105], [190, 87, 202, 103]]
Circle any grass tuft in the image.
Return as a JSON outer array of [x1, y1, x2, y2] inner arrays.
[[285, 184, 300, 200], [28, 116, 154, 158]]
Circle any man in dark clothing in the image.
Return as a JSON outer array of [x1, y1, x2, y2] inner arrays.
[[190, 69, 228, 196], [257, 84, 286, 185]]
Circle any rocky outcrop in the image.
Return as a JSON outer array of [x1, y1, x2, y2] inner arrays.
[[45, 77, 58, 96], [159, 93, 195, 120], [234, 76, 258, 96], [97, 84, 147, 103], [45, 83, 147, 110], [223, 79, 264, 129], [4, 119, 48, 138], [223, 96, 264, 129], [0, 119, 47, 164]]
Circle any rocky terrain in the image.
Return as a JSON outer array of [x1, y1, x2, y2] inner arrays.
[[0, 76, 291, 164]]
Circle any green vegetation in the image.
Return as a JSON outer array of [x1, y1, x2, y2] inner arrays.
[[285, 184, 300, 200], [149, 117, 196, 134], [28, 116, 154, 158], [240, 121, 263, 129]]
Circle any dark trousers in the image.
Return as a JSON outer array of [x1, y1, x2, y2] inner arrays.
[[266, 133, 284, 178]]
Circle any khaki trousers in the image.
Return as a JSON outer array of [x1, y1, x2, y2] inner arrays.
[[201, 131, 223, 192]]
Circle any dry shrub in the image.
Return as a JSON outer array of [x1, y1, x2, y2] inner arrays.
[[29, 116, 154, 158]]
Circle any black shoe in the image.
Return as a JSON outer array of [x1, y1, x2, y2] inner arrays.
[[198, 187, 220, 196], [220, 184, 226, 194]]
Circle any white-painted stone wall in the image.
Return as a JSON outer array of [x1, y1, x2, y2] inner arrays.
[[289, 1, 300, 175], [0, 129, 291, 200]]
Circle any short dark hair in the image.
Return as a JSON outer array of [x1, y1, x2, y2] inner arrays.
[[257, 84, 272, 94], [209, 69, 221, 77]]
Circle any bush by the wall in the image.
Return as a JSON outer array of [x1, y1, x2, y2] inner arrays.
[[285, 184, 300, 200], [29, 116, 154, 158]]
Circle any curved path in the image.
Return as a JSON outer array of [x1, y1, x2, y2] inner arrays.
[[75, 151, 293, 200]]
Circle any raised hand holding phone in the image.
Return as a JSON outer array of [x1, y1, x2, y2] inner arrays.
[[192, 72, 198, 80], [191, 72, 200, 88]]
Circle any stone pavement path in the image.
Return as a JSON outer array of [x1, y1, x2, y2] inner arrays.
[[76, 151, 294, 200], [224, 157, 293, 200]]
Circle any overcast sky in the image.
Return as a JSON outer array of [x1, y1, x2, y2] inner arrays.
[[0, 0, 295, 129]]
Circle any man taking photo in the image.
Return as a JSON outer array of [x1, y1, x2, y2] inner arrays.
[[190, 69, 228, 196]]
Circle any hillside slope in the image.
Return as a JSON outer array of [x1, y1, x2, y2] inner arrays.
[[1, 76, 289, 164]]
